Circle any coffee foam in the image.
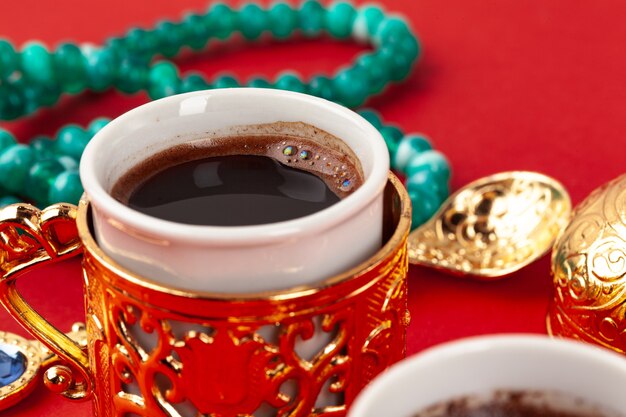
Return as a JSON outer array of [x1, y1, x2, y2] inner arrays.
[[111, 122, 364, 204], [413, 390, 622, 417]]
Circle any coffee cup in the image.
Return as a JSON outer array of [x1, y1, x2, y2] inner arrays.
[[0, 89, 411, 416], [348, 335, 626, 417], [80, 88, 390, 293]]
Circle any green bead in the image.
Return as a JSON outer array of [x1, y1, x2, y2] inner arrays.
[[213, 74, 240, 89], [88, 118, 111, 137], [55, 125, 89, 160], [21, 42, 55, 85], [116, 57, 149, 94], [247, 76, 272, 89], [106, 37, 129, 61], [275, 72, 306, 93], [206, 3, 238, 40], [356, 53, 390, 95], [25, 159, 65, 205], [379, 126, 403, 159], [299, 0, 326, 37], [20, 88, 40, 115], [374, 18, 412, 46], [394, 134, 432, 171], [0, 84, 25, 120], [29, 135, 55, 160], [48, 171, 83, 205], [0, 195, 21, 207], [394, 35, 420, 61], [333, 67, 369, 107], [0, 39, 18, 79], [240, 3, 268, 40], [180, 73, 210, 93], [0, 144, 34, 193], [148, 61, 180, 100], [375, 17, 420, 61], [53, 43, 88, 94], [34, 83, 62, 107], [405, 150, 451, 182], [82, 46, 117, 92], [183, 13, 211, 51], [352, 5, 385, 42], [155, 20, 185, 58], [326, 2, 356, 39], [408, 187, 440, 226], [125, 27, 160, 58], [56, 156, 78, 171], [357, 109, 382, 129], [308, 75, 335, 101], [0, 130, 17, 152], [379, 46, 414, 81], [269, 3, 297, 39], [406, 169, 449, 203]]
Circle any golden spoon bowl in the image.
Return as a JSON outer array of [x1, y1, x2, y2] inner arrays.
[[408, 171, 571, 279]]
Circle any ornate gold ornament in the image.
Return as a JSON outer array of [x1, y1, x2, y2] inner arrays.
[[0, 330, 41, 411], [0, 323, 87, 410], [548, 174, 626, 353]]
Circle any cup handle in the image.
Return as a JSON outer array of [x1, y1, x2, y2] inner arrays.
[[0, 203, 93, 401]]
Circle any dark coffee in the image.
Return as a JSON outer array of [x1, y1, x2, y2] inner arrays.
[[111, 129, 363, 226], [413, 391, 615, 417]]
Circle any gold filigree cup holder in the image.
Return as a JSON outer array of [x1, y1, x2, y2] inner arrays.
[[408, 171, 572, 278], [0, 173, 411, 417], [548, 173, 626, 354]]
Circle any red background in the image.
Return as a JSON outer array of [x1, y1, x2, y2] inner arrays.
[[1, 1, 624, 415]]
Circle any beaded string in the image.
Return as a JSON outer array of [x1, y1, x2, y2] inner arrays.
[[0, 1, 451, 228]]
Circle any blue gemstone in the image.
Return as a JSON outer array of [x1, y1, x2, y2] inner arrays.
[[0, 343, 26, 387]]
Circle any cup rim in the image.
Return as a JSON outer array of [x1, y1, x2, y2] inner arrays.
[[80, 88, 390, 246], [348, 334, 626, 417]]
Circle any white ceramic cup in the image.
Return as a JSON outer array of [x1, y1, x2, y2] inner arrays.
[[348, 335, 626, 417], [80, 88, 389, 293]]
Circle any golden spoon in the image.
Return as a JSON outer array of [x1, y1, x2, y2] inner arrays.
[[408, 171, 572, 278]]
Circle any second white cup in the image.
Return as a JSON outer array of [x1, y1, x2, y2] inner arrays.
[[349, 335, 626, 417]]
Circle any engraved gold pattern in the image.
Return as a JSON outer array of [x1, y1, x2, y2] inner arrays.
[[408, 171, 571, 278], [548, 174, 626, 353], [0, 174, 410, 417]]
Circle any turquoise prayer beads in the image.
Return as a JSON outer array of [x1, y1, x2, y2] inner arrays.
[[0, 0, 450, 230]]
